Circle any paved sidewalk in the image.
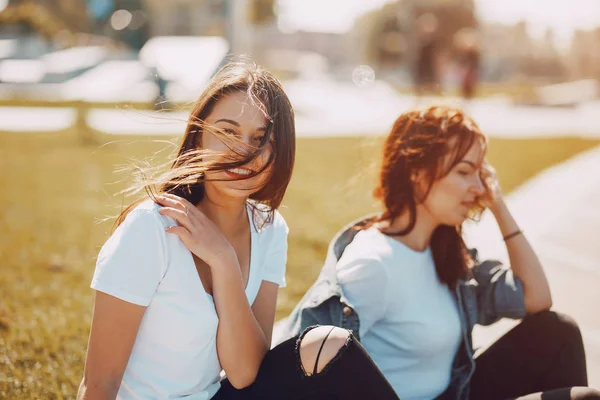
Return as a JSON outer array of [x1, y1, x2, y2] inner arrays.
[[464, 145, 600, 388]]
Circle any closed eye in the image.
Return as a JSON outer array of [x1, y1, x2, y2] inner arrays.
[[223, 128, 239, 136]]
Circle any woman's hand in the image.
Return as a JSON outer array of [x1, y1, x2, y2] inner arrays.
[[477, 163, 552, 312], [480, 162, 505, 213], [156, 193, 237, 269], [156, 194, 277, 387]]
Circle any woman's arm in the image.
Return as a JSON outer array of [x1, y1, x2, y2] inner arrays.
[[77, 292, 146, 400], [79, 207, 168, 399], [210, 257, 276, 388], [490, 199, 552, 313], [157, 194, 276, 388], [482, 163, 552, 314]]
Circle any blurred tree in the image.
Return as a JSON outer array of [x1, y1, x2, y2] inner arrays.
[[100, 0, 148, 49], [351, 8, 380, 65], [350, 3, 408, 70], [351, 0, 476, 72], [0, 0, 92, 46], [87, 0, 113, 22], [249, 0, 275, 26], [377, 12, 406, 67], [412, 2, 477, 57]]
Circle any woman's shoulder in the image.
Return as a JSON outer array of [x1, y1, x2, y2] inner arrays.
[[336, 227, 394, 270], [345, 227, 394, 258], [94, 199, 171, 304], [103, 199, 179, 268], [270, 208, 288, 234], [107, 200, 176, 254], [124, 199, 173, 230], [335, 229, 393, 290]]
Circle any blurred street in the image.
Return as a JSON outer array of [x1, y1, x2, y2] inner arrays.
[[2, 78, 600, 138]]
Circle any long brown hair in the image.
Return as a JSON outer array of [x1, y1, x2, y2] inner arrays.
[[369, 106, 488, 287], [114, 58, 296, 230]]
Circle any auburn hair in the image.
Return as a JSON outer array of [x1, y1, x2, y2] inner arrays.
[[368, 106, 489, 287]]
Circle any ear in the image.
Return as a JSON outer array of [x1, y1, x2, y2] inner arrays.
[[410, 169, 426, 183], [411, 169, 428, 203]]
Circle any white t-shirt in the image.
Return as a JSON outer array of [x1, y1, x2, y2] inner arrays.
[[91, 200, 288, 400], [336, 227, 462, 400]]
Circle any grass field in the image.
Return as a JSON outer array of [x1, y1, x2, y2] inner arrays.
[[1, 130, 598, 399]]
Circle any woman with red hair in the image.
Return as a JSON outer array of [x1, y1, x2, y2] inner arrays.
[[278, 106, 599, 400]]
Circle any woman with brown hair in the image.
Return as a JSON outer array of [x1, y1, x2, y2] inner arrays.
[[77, 58, 401, 400], [278, 106, 600, 400]]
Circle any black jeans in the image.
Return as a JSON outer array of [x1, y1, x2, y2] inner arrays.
[[214, 312, 599, 400], [470, 311, 600, 400], [213, 325, 400, 400]]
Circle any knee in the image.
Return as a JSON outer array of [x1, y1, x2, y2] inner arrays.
[[527, 311, 582, 340], [570, 386, 600, 399], [298, 326, 350, 376]]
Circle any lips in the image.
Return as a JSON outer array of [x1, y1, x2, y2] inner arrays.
[[225, 167, 254, 178]]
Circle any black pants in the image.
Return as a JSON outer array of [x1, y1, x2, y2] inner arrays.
[[214, 312, 599, 400], [470, 311, 600, 400], [213, 325, 399, 400]]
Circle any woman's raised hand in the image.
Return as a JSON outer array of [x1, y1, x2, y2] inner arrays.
[[156, 193, 237, 269]]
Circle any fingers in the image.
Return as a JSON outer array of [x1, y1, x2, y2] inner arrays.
[[481, 162, 497, 178], [156, 193, 212, 232], [158, 207, 195, 231], [157, 193, 193, 212], [165, 225, 193, 245], [156, 193, 201, 218]]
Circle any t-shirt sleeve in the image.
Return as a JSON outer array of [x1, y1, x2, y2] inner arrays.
[[261, 212, 289, 288], [336, 245, 389, 339], [91, 208, 168, 306]]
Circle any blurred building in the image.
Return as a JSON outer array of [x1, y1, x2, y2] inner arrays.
[[349, 3, 406, 72], [256, 28, 349, 72], [242, 0, 348, 77], [569, 28, 600, 81], [481, 21, 567, 83], [144, 0, 227, 37], [480, 21, 532, 81]]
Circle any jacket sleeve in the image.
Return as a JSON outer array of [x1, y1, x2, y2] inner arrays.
[[471, 249, 527, 326], [270, 282, 348, 347]]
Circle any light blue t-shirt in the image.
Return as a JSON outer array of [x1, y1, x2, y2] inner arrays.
[[336, 227, 462, 400]]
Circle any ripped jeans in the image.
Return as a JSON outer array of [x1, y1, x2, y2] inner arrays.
[[212, 325, 400, 400]]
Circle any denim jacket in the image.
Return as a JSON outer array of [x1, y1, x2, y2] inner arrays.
[[274, 216, 527, 400]]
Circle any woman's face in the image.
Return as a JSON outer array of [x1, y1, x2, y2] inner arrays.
[[200, 91, 273, 199], [419, 140, 487, 226]]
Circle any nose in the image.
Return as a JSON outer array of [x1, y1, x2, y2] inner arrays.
[[230, 133, 254, 154], [240, 133, 253, 146]]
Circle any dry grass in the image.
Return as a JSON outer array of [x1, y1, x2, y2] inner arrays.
[[1, 129, 598, 399]]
